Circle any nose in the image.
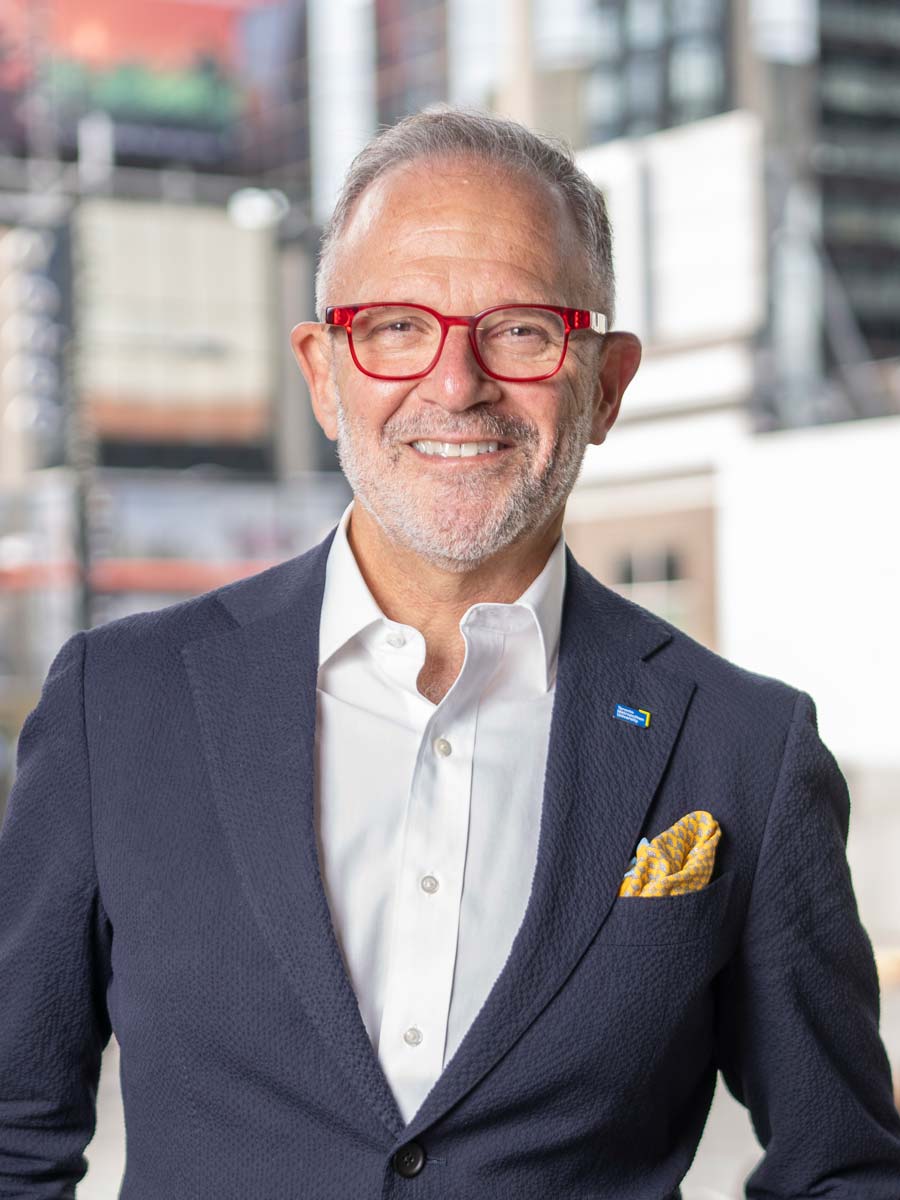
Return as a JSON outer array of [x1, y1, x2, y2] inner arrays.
[[416, 325, 502, 411]]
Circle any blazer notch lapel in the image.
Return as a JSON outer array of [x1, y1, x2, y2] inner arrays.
[[180, 538, 406, 1141]]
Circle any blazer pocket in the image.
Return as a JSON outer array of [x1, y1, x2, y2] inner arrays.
[[600, 869, 735, 946]]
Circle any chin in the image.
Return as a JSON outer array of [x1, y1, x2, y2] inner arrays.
[[355, 477, 544, 568], [392, 510, 526, 570], [403, 539, 500, 573]]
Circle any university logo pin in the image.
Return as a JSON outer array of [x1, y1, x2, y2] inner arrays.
[[614, 703, 651, 728]]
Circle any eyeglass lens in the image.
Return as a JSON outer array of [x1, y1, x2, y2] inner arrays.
[[349, 305, 567, 378]]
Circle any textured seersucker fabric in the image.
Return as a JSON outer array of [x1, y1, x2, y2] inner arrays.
[[1, 531, 899, 1199]]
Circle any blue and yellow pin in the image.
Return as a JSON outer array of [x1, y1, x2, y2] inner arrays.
[[614, 703, 651, 728]]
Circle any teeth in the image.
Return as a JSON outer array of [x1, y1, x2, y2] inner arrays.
[[411, 440, 500, 457]]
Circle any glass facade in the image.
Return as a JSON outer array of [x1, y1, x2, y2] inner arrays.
[[584, 0, 730, 143], [818, 0, 900, 359]]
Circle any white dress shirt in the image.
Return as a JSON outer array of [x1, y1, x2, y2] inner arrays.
[[314, 502, 566, 1125]]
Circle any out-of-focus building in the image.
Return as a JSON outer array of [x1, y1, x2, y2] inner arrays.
[[567, 108, 765, 651], [0, 0, 349, 815], [816, 1, 900, 364]]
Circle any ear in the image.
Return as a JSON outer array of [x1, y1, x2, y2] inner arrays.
[[588, 331, 642, 445], [289, 321, 338, 440]]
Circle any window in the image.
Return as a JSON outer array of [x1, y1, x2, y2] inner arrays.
[[593, 1, 624, 58], [585, 0, 729, 144], [821, 64, 900, 118], [613, 546, 690, 628], [670, 0, 723, 35], [627, 53, 664, 116], [626, 0, 667, 49], [585, 68, 625, 136], [669, 36, 724, 118]]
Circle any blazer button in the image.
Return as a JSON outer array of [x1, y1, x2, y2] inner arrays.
[[392, 1140, 426, 1177]]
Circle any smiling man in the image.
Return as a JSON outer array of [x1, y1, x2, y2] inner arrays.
[[1, 107, 900, 1200]]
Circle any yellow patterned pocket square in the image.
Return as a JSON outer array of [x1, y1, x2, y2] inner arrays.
[[618, 810, 721, 897]]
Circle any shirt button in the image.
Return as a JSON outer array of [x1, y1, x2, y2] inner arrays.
[[386, 631, 406, 648], [421, 874, 439, 894], [403, 1026, 423, 1046], [433, 737, 452, 757]]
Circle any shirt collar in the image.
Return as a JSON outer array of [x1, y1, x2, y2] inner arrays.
[[318, 500, 567, 690], [318, 502, 386, 669]]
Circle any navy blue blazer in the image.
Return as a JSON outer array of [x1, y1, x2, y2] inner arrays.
[[2, 530, 900, 1199]]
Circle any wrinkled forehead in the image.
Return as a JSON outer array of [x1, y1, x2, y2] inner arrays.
[[330, 154, 591, 305]]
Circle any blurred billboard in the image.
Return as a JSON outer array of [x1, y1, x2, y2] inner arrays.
[[72, 197, 277, 453], [0, 0, 304, 174]]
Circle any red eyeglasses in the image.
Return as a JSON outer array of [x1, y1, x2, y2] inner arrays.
[[325, 302, 608, 382]]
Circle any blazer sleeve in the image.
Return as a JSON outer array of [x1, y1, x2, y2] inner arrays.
[[0, 631, 113, 1199], [714, 689, 900, 1197]]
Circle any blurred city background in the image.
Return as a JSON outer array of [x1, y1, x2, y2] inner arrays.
[[0, 0, 898, 1196]]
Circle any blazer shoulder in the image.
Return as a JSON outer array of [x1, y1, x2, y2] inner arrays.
[[654, 614, 801, 709], [640, 605, 808, 755]]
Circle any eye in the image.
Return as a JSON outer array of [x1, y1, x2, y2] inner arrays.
[[490, 322, 548, 342], [355, 314, 431, 340], [376, 319, 415, 333]]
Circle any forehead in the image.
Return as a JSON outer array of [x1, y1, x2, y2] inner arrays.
[[330, 154, 589, 305]]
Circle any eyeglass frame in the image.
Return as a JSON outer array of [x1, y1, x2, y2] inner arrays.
[[324, 302, 608, 383]]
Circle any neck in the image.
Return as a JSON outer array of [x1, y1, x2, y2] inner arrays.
[[345, 502, 563, 702]]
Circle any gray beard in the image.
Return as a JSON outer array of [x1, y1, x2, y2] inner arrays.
[[333, 388, 593, 571]]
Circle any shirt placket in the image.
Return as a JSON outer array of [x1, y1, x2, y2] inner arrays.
[[376, 627, 503, 1114]]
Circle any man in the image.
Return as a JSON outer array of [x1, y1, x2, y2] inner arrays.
[[1, 107, 899, 1199]]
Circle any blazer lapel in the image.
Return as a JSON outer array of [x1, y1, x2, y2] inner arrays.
[[402, 552, 697, 1140], [180, 534, 408, 1141]]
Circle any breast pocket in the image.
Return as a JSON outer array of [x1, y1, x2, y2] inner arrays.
[[599, 869, 735, 946]]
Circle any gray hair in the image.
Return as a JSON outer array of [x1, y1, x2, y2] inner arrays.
[[314, 104, 615, 324]]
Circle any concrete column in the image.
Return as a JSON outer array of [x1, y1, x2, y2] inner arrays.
[[307, 0, 378, 225]]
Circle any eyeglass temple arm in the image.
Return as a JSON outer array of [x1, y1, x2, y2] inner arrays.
[[589, 312, 607, 334]]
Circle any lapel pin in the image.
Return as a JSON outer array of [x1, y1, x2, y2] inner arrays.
[[614, 703, 651, 728]]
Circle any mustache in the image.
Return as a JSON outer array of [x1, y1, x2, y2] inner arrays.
[[381, 410, 539, 446]]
